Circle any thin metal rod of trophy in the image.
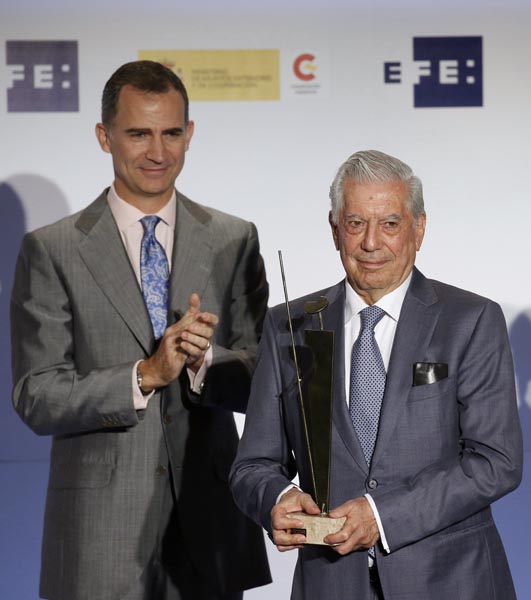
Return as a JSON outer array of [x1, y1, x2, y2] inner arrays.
[[277, 250, 318, 505]]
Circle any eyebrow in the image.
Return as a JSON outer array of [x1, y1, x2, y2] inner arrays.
[[344, 213, 403, 220], [125, 128, 150, 134], [124, 127, 185, 135]]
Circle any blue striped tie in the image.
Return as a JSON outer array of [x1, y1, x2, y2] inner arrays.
[[140, 216, 169, 339]]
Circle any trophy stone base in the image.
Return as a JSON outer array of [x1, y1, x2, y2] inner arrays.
[[287, 512, 346, 545]]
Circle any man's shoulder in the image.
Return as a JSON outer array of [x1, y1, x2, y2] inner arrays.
[[29, 210, 79, 237], [414, 270, 502, 318], [27, 191, 107, 238], [424, 275, 494, 308], [21, 191, 108, 254], [24, 210, 83, 252], [176, 191, 255, 233]]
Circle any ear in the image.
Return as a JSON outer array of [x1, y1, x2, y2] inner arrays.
[[184, 120, 195, 151], [415, 212, 426, 251], [95, 123, 111, 154], [329, 211, 340, 251]]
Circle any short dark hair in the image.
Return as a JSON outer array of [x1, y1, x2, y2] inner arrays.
[[101, 60, 189, 126]]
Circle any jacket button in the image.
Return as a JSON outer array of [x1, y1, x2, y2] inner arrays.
[[368, 479, 378, 490], [163, 414, 173, 425], [155, 465, 168, 476]]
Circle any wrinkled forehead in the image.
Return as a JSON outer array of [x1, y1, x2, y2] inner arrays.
[[341, 178, 411, 213]]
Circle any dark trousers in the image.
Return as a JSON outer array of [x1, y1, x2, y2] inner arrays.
[[130, 474, 243, 600]]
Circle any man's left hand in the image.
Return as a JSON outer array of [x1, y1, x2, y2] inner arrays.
[[324, 497, 380, 555], [181, 292, 219, 373]]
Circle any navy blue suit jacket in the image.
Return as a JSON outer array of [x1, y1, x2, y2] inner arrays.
[[231, 268, 522, 599]]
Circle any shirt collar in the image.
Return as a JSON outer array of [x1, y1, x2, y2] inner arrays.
[[106, 184, 176, 232], [344, 272, 413, 324]]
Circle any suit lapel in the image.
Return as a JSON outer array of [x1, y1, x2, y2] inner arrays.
[[76, 192, 154, 355], [168, 192, 213, 320], [323, 282, 369, 474], [76, 191, 216, 353], [371, 268, 440, 469], [305, 270, 440, 474]]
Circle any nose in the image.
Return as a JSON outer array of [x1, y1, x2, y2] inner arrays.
[[361, 220, 382, 252], [145, 136, 166, 163]]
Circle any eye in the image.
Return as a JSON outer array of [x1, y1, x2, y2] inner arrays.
[[345, 219, 363, 230], [165, 129, 183, 138], [383, 220, 399, 230]]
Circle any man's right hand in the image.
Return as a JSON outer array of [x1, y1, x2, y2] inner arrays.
[[138, 293, 218, 391], [270, 488, 321, 552]]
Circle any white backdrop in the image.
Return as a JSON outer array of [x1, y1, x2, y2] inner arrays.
[[1, 0, 530, 598]]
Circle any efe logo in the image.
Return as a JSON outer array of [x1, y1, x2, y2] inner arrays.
[[384, 36, 483, 108], [6, 40, 79, 112]]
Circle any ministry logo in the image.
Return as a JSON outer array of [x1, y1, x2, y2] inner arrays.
[[285, 50, 329, 97], [384, 36, 483, 108], [293, 53, 317, 82], [6, 40, 79, 112]]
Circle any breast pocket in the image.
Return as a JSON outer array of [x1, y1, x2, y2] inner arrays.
[[399, 374, 459, 466], [408, 374, 456, 402]]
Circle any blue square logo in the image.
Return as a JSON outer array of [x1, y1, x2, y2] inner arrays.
[[413, 37, 482, 108], [6, 40, 79, 112]]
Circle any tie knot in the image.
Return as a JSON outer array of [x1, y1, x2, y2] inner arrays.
[[359, 305, 386, 332], [141, 215, 161, 235]]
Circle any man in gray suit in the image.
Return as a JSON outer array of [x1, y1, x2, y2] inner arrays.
[[11, 60, 270, 600], [230, 150, 522, 599]]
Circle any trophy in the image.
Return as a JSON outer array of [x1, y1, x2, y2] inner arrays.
[[278, 251, 346, 545]]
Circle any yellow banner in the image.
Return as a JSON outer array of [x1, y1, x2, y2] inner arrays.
[[138, 49, 280, 101]]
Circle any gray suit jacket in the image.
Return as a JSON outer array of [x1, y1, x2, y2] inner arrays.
[[11, 190, 271, 600], [230, 268, 522, 600]]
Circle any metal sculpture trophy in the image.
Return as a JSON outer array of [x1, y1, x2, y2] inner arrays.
[[279, 251, 345, 545]]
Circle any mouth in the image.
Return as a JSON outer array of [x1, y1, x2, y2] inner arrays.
[[356, 259, 388, 271], [140, 167, 169, 178]]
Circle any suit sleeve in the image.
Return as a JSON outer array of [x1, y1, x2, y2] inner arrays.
[[196, 221, 269, 414], [229, 309, 298, 532], [10, 232, 141, 436], [370, 300, 523, 551]]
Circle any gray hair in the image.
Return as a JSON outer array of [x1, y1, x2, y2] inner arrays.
[[329, 150, 424, 223]]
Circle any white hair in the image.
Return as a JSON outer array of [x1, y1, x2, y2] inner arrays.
[[329, 149, 424, 223]]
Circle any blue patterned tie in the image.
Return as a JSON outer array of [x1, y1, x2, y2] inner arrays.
[[349, 305, 387, 466], [140, 216, 169, 339]]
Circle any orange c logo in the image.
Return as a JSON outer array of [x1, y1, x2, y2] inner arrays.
[[293, 53, 316, 81]]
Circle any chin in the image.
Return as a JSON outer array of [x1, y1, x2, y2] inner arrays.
[[139, 184, 171, 196], [359, 274, 388, 290]]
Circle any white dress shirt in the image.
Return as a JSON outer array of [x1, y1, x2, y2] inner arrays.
[[107, 185, 210, 409], [344, 274, 412, 554]]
